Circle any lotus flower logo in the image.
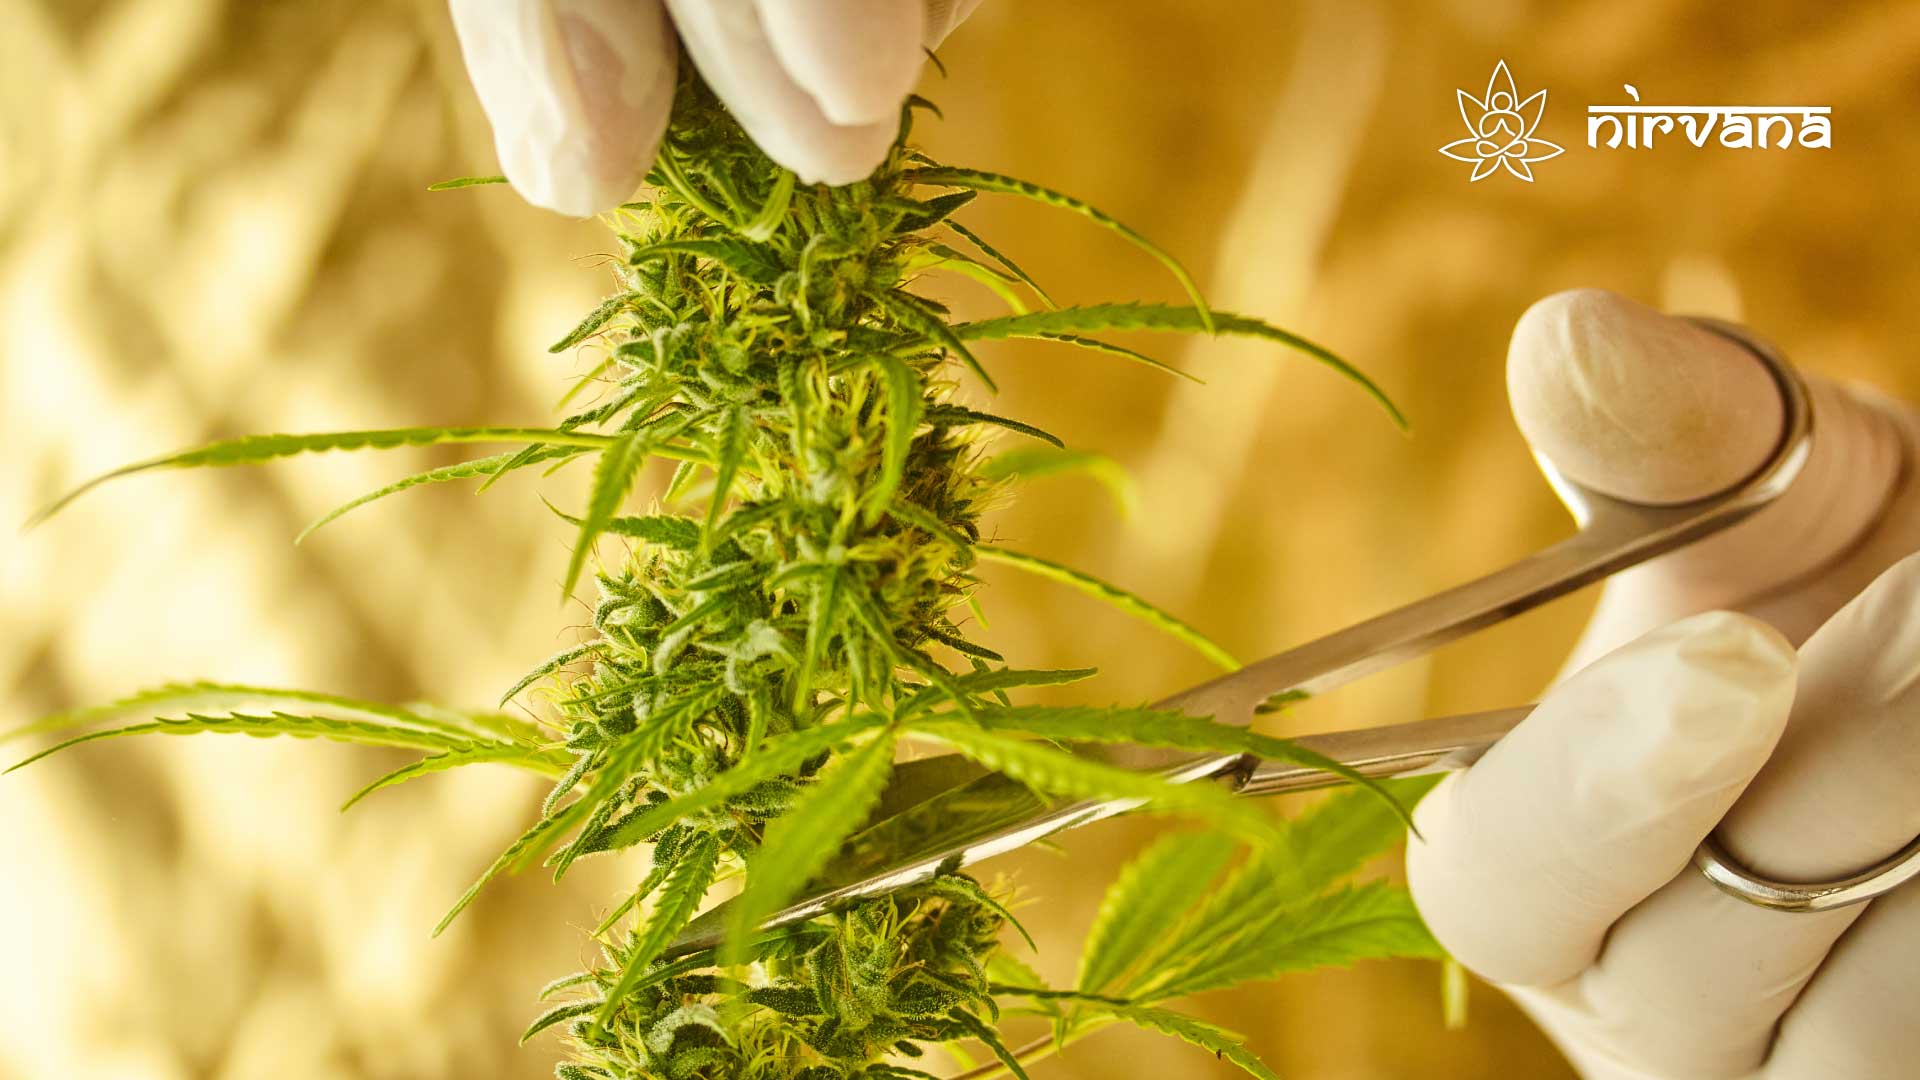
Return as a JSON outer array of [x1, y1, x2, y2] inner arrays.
[[1440, 60, 1564, 182]]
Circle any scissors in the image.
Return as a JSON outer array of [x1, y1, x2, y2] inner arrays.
[[668, 318, 1920, 958]]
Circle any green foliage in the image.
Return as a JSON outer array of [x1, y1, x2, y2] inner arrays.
[[594, 831, 722, 1033], [722, 731, 897, 965], [974, 548, 1235, 671], [15, 69, 1434, 1080], [993, 778, 1445, 1073], [955, 304, 1405, 429], [1076, 832, 1239, 995]]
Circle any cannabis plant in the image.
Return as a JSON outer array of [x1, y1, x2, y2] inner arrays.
[[15, 72, 1441, 1079]]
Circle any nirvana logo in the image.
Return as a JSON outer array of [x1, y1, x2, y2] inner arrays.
[[1587, 84, 1830, 151], [1441, 60, 1830, 183], [1439, 60, 1563, 182]]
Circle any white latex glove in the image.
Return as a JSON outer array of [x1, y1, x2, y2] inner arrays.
[[447, 0, 982, 216], [1408, 289, 1920, 1079]]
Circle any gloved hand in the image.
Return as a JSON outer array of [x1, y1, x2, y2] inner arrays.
[[1407, 289, 1920, 1079], [447, 0, 981, 216]]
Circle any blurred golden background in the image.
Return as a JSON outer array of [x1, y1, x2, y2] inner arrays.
[[5, 1, 1918, 1077]]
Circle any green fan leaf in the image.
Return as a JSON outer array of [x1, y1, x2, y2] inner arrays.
[[866, 355, 924, 522], [703, 405, 750, 544], [945, 1006, 1031, 1080], [30, 426, 627, 525], [792, 568, 844, 712], [897, 667, 1097, 720], [893, 190, 977, 233], [520, 999, 599, 1044], [549, 292, 639, 353], [1077, 830, 1238, 994], [561, 426, 652, 600], [589, 715, 887, 855], [922, 405, 1063, 448], [974, 547, 1235, 671], [426, 174, 508, 190], [5, 711, 492, 775], [905, 723, 1274, 842], [907, 167, 1211, 330], [341, 743, 561, 812], [953, 703, 1413, 830], [955, 304, 1405, 429], [1107, 1007, 1278, 1080], [541, 499, 703, 551], [876, 289, 996, 392], [979, 448, 1135, 517], [946, 218, 1055, 309], [5, 682, 491, 747], [910, 243, 1029, 314], [883, 498, 973, 553], [629, 238, 785, 283], [1149, 882, 1443, 999], [499, 641, 606, 706], [435, 798, 594, 936], [297, 447, 580, 542], [738, 168, 794, 242], [1030, 332, 1197, 382], [721, 730, 898, 963], [592, 831, 722, 1032]]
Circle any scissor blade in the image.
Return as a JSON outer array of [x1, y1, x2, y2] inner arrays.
[[665, 760, 1072, 958], [662, 706, 1530, 959]]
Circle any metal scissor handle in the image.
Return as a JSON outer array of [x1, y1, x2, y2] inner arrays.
[[668, 319, 1848, 958]]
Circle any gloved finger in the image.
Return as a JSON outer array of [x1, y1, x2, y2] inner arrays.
[[1764, 879, 1920, 1080], [1507, 289, 1907, 664], [923, 0, 985, 47], [756, 0, 927, 126], [449, 0, 677, 217], [665, 0, 899, 186], [1405, 610, 1795, 988], [1553, 554, 1920, 1078]]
